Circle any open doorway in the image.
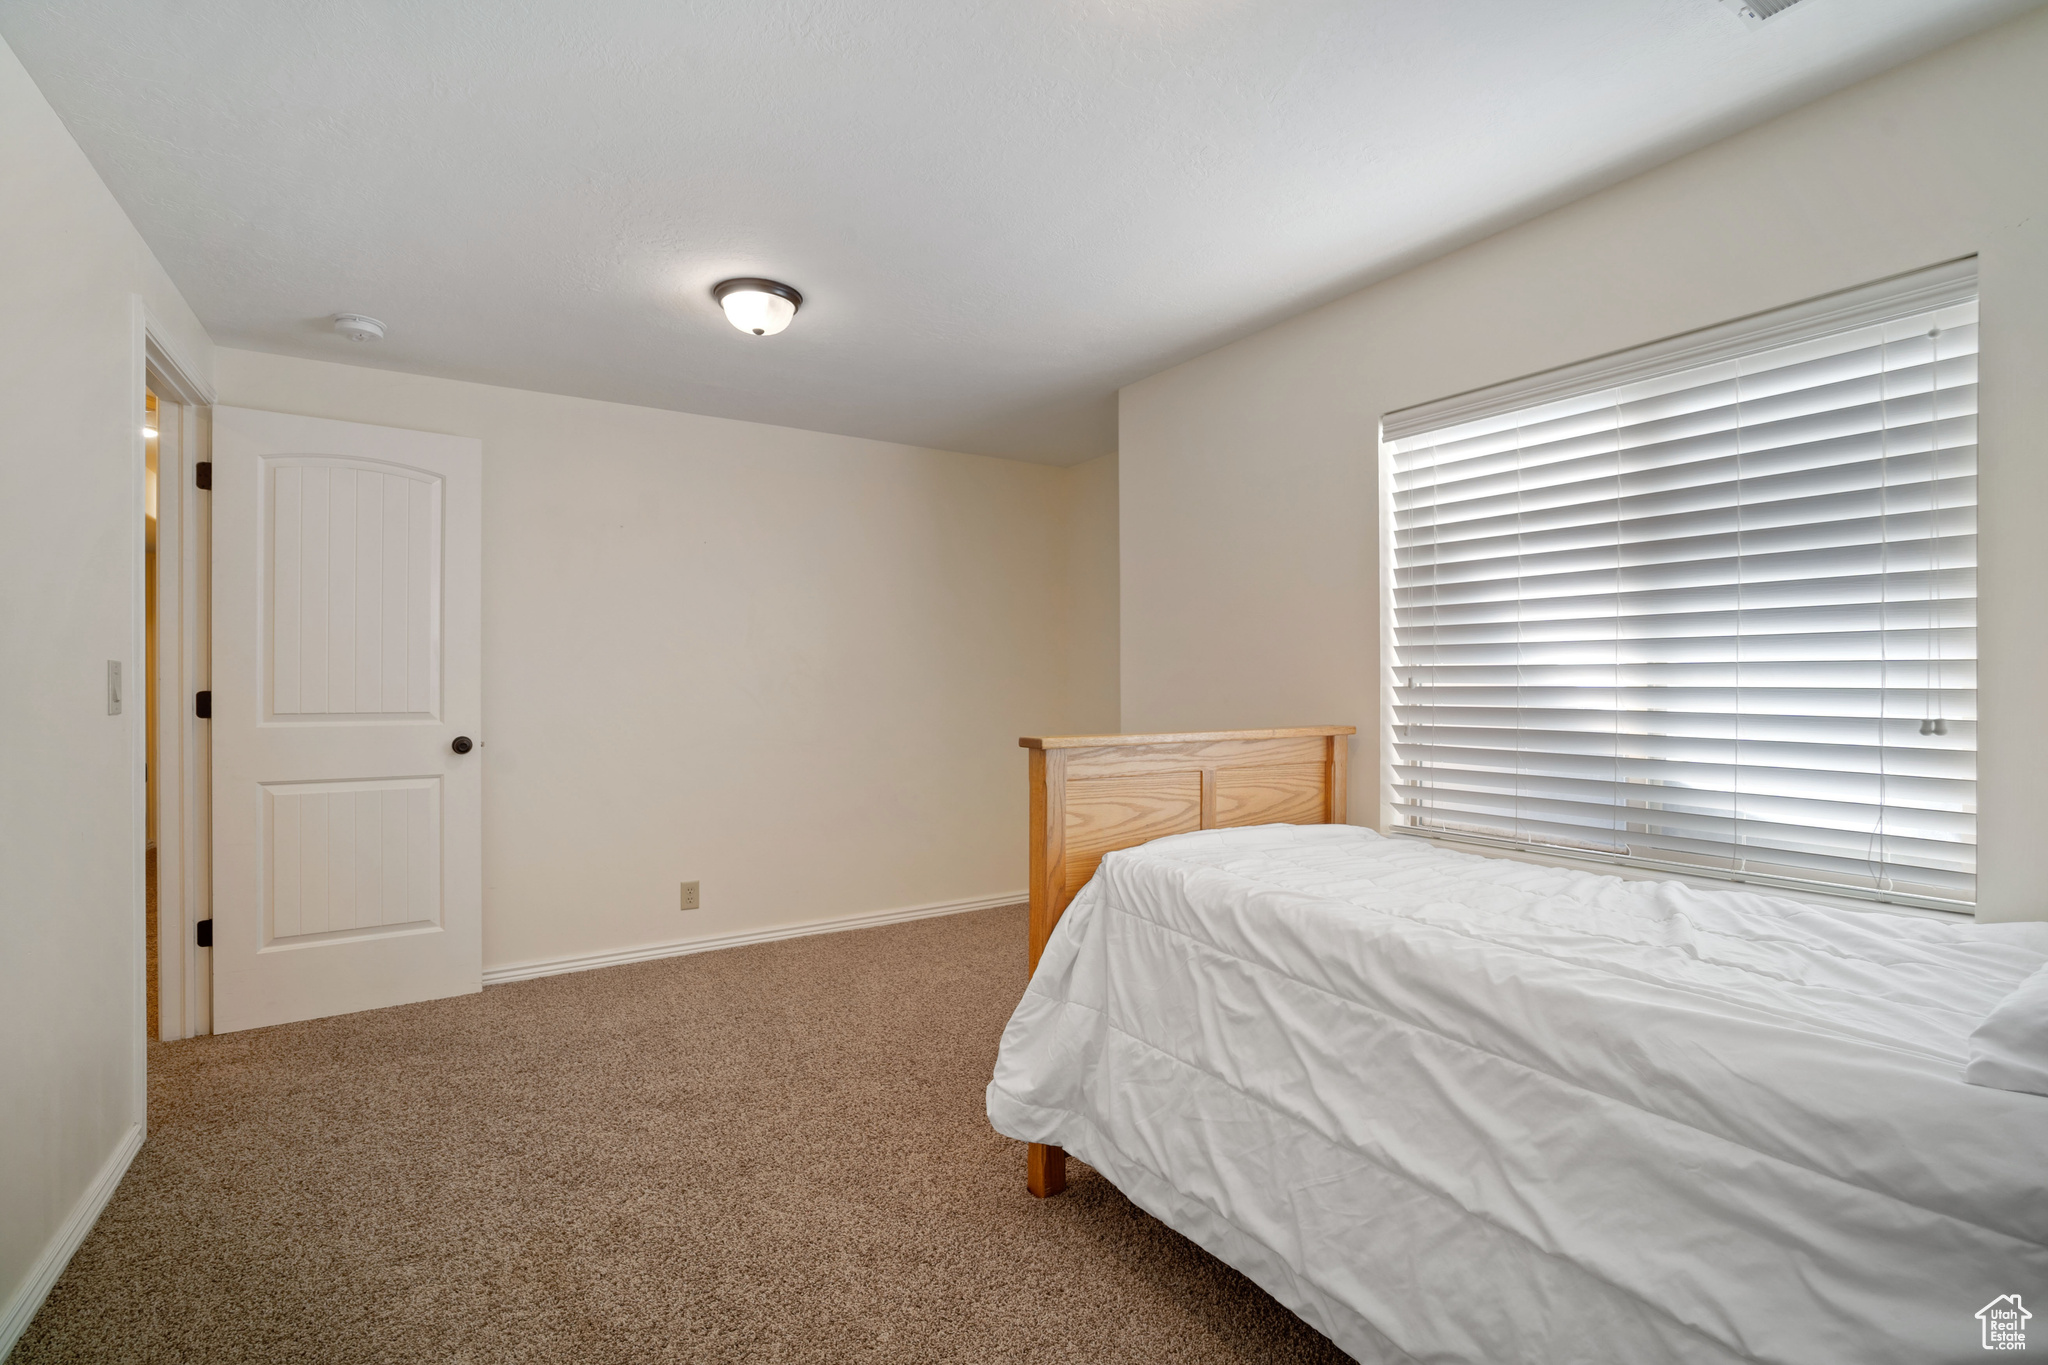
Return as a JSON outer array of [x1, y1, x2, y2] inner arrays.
[[145, 389, 160, 1038], [142, 333, 213, 1041]]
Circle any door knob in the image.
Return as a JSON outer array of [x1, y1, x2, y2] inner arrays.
[[450, 736, 474, 754]]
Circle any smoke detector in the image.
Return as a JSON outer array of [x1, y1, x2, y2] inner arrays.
[[333, 314, 386, 342], [1718, 0, 1806, 26]]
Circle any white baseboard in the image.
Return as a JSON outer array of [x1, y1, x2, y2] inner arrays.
[[0, 1122, 144, 1360], [481, 890, 1026, 987]]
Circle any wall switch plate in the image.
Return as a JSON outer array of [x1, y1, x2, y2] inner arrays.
[[679, 881, 700, 911]]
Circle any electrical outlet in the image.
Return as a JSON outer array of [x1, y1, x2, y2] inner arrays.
[[679, 881, 701, 911]]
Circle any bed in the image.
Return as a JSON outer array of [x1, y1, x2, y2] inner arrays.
[[988, 729, 2048, 1365]]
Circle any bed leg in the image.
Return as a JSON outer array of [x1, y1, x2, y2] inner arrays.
[[1027, 1142, 1067, 1197]]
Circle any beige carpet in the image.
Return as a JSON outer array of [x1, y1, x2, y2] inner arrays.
[[14, 904, 1350, 1364]]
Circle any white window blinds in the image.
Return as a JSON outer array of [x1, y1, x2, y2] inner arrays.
[[1383, 262, 1978, 908]]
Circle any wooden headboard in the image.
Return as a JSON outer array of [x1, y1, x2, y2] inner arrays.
[[1018, 727, 1356, 974], [1013, 726, 1355, 1197]]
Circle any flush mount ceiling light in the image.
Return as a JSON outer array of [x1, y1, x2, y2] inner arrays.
[[712, 278, 802, 336], [333, 313, 386, 341]]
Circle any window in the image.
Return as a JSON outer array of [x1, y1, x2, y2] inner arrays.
[[1382, 261, 1978, 909]]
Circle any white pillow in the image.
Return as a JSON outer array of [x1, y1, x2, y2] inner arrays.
[[1965, 961, 2048, 1097]]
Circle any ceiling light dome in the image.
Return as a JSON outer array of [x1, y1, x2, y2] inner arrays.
[[713, 278, 802, 336]]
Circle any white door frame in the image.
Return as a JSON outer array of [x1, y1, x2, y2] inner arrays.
[[134, 297, 214, 1042]]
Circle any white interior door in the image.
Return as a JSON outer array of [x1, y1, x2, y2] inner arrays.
[[211, 407, 482, 1032]]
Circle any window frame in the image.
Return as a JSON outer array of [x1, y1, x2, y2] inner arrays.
[[1376, 258, 1981, 914]]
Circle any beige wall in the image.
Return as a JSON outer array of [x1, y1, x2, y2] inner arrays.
[[215, 350, 1113, 971], [1118, 8, 2048, 921], [1063, 452, 1121, 735], [0, 34, 213, 1346]]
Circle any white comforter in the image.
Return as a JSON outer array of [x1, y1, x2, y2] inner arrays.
[[986, 824, 2048, 1365]]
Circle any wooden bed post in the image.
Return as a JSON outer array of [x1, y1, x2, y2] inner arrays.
[[1027, 745, 1067, 976], [1328, 730, 1348, 824], [1015, 726, 1354, 1200], [1027, 1139, 1067, 1199], [1026, 745, 1069, 1197]]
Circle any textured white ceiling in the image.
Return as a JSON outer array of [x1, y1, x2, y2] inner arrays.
[[4, 0, 2038, 462]]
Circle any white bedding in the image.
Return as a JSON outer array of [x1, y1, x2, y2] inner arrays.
[[986, 824, 2048, 1365]]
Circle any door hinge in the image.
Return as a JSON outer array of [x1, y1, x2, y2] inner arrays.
[[195, 461, 212, 490], [194, 689, 212, 719], [195, 919, 213, 948]]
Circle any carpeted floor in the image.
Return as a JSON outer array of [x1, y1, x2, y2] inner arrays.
[[15, 904, 1350, 1364]]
